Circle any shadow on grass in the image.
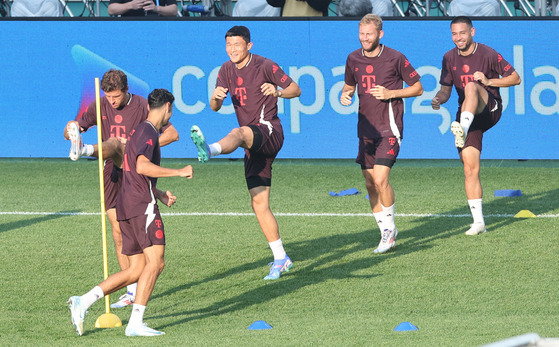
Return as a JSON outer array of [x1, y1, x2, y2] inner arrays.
[[0, 211, 80, 234], [151, 188, 559, 329]]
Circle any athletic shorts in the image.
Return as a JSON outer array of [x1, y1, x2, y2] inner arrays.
[[244, 123, 284, 190], [458, 93, 502, 153], [120, 208, 165, 256], [356, 136, 400, 170], [103, 159, 122, 211]]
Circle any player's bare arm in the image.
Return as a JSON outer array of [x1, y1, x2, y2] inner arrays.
[[210, 87, 228, 112], [371, 81, 423, 100], [340, 84, 356, 106], [474, 70, 521, 88], [159, 124, 179, 147], [431, 85, 453, 110], [261, 81, 301, 99], [136, 155, 193, 178]]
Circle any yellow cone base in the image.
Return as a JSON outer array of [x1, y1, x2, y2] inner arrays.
[[95, 313, 122, 328], [514, 210, 536, 218]]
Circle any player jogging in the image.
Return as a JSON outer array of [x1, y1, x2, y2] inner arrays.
[[190, 25, 301, 280], [341, 14, 423, 253], [68, 89, 193, 337], [63, 69, 179, 308], [431, 16, 521, 236]]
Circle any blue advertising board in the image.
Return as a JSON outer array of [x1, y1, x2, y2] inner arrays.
[[0, 19, 557, 159]]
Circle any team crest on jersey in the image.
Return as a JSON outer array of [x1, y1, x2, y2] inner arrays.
[[237, 76, 244, 86], [366, 65, 374, 74], [463, 65, 470, 73], [115, 114, 123, 124]]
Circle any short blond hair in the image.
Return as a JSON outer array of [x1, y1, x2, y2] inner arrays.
[[360, 14, 383, 31]]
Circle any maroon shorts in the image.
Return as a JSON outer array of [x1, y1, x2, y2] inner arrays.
[[103, 160, 122, 211], [458, 93, 502, 153], [356, 136, 400, 170], [244, 123, 284, 189], [120, 208, 165, 256]]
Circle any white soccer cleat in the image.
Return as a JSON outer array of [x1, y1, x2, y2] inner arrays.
[[125, 322, 165, 337], [465, 223, 486, 236], [67, 296, 87, 336], [110, 292, 135, 308], [451, 121, 465, 149], [373, 228, 398, 254], [67, 122, 83, 161]]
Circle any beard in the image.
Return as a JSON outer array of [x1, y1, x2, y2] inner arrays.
[[362, 38, 380, 53]]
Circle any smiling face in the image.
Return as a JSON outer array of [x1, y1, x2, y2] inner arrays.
[[359, 23, 383, 56], [451, 22, 475, 54], [225, 36, 253, 68]]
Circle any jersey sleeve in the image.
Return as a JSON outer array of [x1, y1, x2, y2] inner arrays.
[[400, 54, 421, 86], [77, 100, 98, 131], [264, 59, 293, 89], [439, 54, 453, 87], [134, 126, 158, 162], [493, 50, 516, 78], [344, 55, 356, 86]]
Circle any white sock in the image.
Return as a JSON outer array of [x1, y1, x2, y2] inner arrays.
[[373, 211, 386, 232], [382, 204, 396, 231], [269, 238, 287, 260], [209, 143, 222, 158], [460, 111, 474, 135], [82, 144, 94, 157], [127, 283, 137, 297], [128, 304, 146, 327], [468, 198, 484, 225], [81, 286, 104, 309]]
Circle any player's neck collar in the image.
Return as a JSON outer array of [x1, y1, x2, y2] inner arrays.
[[458, 42, 478, 56], [236, 53, 253, 69], [361, 44, 384, 58], [146, 120, 158, 133], [126, 93, 132, 106]]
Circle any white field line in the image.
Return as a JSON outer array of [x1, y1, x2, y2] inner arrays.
[[1, 211, 558, 218]]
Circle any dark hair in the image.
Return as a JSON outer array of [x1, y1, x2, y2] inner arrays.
[[100, 69, 127, 93], [148, 89, 175, 109], [451, 16, 472, 28], [225, 26, 251, 44]]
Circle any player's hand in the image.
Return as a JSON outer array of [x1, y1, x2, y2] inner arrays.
[[260, 83, 277, 97], [143, 2, 155, 11], [431, 96, 441, 110], [370, 85, 391, 100], [340, 91, 353, 106], [129, 0, 149, 10], [161, 190, 176, 207], [178, 165, 193, 178], [212, 87, 228, 101], [473, 71, 489, 86]]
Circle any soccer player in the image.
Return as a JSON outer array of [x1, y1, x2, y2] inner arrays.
[[63, 69, 179, 308], [431, 16, 521, 235], [190, 25, 301, 280], [340, 14, 423, 253], [68, 89, 193, 337]]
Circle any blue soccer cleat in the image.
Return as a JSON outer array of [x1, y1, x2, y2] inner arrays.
[[264, 256, 293, 280], [125, 322, 166, 337], [373, 228, 398, 254], [110, 292, 135, 308], [67, 296, 87, 336], [190, 125, 210, 163]]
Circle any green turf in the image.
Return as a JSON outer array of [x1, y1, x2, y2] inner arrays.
[[1, 158, 558, 346]]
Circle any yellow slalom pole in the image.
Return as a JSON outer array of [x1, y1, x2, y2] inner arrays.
[[93, 77, 122, 329]]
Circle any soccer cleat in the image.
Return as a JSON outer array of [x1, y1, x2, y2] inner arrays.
[[264, 256, 293, 280], [125, 322, 166, 337], [465, 223, 486, 236], [373, 228, 398, 254], [67, 122, 83, 161], [451, 121, 465, 148], [190, 125, 210, 163], [67, 296, 87, 336], [110, 292, 135, 308]]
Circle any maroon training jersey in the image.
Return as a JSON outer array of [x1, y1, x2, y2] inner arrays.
[[344, 45, 421, 139], [216, 54, 293, 132], [439, 42, 516, 107], [117, 121, 161, 221]]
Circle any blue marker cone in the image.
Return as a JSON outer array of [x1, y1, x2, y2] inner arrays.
[[248, 320, 273, 330], [394, 322, 418, 331]]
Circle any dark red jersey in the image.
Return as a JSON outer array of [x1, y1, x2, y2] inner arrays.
[[117, 121, 161, 221], [216, 54, 293, 132], [439, 43, 516, 106], [344, 45, 421, 139]]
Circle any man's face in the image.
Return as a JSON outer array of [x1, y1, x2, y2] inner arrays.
[[359, 23, 383, 53], [225, 36, 252, 66], [104, 88, 128, 109], [451, 22, 475, 52], [162, 103, 173, 126]]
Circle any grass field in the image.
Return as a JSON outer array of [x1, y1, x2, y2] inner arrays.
[[1, 158, 558, 346]]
